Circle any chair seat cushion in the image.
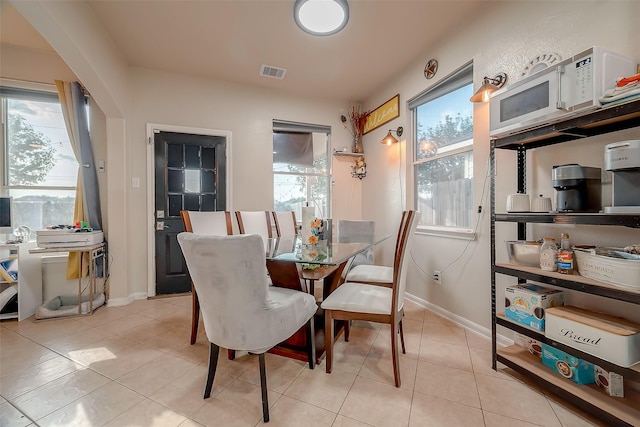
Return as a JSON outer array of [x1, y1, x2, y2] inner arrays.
[[321, 282, 392, 315], [345, 264, 393, 284]]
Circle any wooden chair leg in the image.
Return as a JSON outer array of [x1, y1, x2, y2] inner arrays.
[[399, 319, 406, 354], [390, 323, 401, 388], [344, 320, 350, 342], [190, 284, 200, 345], [204, 342, 220, 398], [259, 353, 269, 423], [324, 310, 334, 373], [227, 349, 235, 360], [307, 316, 316, 369]]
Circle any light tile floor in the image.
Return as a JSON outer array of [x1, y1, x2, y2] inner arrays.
[[0, 296, 606, 427]]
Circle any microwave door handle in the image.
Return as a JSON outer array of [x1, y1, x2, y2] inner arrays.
[[556, 65, 568, 110]]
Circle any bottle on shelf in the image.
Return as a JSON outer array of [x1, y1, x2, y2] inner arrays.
[[557, 233, 574, 275], [540, 237, 558, 272]]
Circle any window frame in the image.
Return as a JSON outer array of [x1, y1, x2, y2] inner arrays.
[[272, 120, 332, 221], [0, 82, 78, 234], [409, 62, 475, 236]]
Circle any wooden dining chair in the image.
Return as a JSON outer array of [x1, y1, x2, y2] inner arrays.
[[321, 210, 419, 387], [272, 211, 298, 237], [180, 211, 235, 358], [235, 211, 273, 242], [343, 212, 408, 287], [337, 219, 376, 278]]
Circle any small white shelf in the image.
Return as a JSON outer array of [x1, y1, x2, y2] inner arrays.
[[333, 150, 364, 157]]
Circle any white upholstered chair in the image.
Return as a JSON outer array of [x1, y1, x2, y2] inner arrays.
[[321, 210, 419, 387], [272, 211, 298, 237], [178, 233, 317, 423], [180, 210, 233, 350], [235, 210, 273, 243]]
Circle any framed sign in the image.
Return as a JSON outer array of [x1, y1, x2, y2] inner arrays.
[[363, 94, 399, 135]]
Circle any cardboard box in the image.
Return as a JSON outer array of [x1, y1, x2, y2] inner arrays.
[[505, 284, 564, 331], [542, 343, 595, 384], [546, 306, 640, 367], [513, 332, 542, 357], [595, 365, 624, 397]]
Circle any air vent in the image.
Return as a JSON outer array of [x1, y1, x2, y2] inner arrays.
[[260, 64, 287, 79]]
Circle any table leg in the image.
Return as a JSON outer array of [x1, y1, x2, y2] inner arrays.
[[77, 251, 82, 315]]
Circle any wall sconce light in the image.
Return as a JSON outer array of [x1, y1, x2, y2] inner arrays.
[[381, 126, 404, 145], [469, 73, 507, 103]]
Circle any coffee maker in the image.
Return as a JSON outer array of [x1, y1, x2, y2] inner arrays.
[[552, 164, 602, 212], [604, 140, 640, 214]]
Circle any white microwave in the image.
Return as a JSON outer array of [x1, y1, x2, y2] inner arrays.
[[490, 46, 637, 138]]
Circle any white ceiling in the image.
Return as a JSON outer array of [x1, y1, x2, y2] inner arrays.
[[1, 0, 491, 103]]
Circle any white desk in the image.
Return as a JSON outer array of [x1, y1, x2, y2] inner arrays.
[[0, 242, 42, 321]]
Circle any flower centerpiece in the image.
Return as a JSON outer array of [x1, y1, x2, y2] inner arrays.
[[341, 105, 369, 154], [307, 217, 323, 245], [300, 216, 328, 267]]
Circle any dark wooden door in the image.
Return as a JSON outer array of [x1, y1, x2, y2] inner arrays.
[[154, 131, 227, 295]]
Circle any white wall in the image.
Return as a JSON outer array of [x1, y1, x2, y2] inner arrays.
[[362, 0, 640, 331], [123, 67, 362, 299]]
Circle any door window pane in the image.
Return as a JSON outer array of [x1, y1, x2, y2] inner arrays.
[[184, 170, 200, 193]]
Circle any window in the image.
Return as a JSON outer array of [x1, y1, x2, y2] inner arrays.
[[272, 120, 331, 220], [410, 63, 474, 231], [1, 87, 78, 234]]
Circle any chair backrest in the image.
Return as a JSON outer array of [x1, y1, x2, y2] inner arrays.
[[337, 220, 375, 243], [272, 211, 297, 237], [392, 210, 420, 315], [235, 211, 273, 242], [177, 233, 272, 351], [181, 210, 233, 235]]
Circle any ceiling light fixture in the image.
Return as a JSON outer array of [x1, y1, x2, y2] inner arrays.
[[294, 0, 349, 36], [381, 127, 403, 146], [469, 73, 507, 103]]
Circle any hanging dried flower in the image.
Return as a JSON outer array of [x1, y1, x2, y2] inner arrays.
[[349, 106, 369, 136], [342, 105, 369, 137]]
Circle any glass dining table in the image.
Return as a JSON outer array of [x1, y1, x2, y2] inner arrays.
[[263, 233, 391, 368]]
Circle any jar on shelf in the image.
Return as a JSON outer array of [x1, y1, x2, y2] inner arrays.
[[540, 237, 558, 272], [557, 233, 574, 274]]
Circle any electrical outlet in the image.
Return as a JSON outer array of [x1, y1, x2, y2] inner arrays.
[[432, 270, 441, 284]]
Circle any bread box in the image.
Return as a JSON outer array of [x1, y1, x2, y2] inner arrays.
[[545, 306, 640, 367]]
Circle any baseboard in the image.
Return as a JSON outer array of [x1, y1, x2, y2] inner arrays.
[[405, 292, 513, 348], [106, 292, 147, 307]]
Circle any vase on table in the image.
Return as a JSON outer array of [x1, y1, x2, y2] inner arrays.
[[352, 134, 364, 154]]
